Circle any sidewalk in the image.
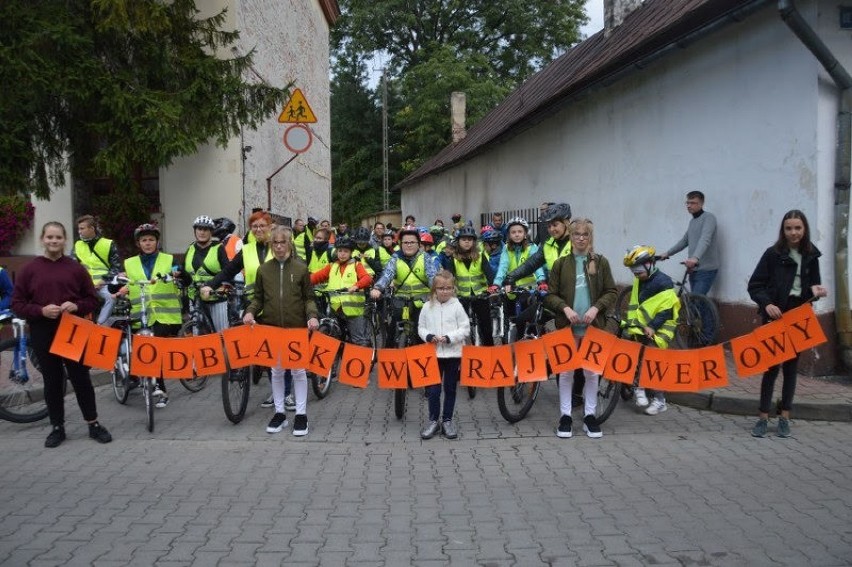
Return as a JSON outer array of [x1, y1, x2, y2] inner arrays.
[[667, 350, 852, 422]]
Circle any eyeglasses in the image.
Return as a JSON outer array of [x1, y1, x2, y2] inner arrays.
[[436, 287, 454, 291], [401, 241, 419, 245], [573, 232, 590, 239], [251, 224, 268, 230], [271, 240, 288, 246]]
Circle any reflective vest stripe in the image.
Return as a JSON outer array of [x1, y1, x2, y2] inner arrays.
[[74, 238, 113, 282], [124, 254, 182, 325], [395, 255, 430, 298], [185, 244, 222, 283], [454, 255, 487, 296], [626, 282, 680, 347], [327, 261, 364, 316]]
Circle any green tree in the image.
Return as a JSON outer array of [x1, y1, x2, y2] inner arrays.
[[0, 0, 290, 198], [331, 0, 587, 204]]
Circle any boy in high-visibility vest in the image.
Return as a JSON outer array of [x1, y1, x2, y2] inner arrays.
[[621, 245, 680, 416]]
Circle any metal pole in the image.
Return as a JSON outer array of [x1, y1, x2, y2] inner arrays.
[[382, 68, 389, 211]]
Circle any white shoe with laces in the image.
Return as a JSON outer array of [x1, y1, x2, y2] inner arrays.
[[634, 388, 649, 408], [645, 399, 667, 416]]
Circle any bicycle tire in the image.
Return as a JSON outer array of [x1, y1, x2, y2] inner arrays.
[[614, 286, 631, 320], [393, 331, 407, 420], [0, 338, 49, 423], [142, 377, 155, 432], [112, 337, 131, 405], [222, 366, 251, 424], [177, 320, 211, 392], [675, 293, 720, 349], [496, 327, 540, 423], [594, 376, 621, 424], [310, 322, 339, 399]]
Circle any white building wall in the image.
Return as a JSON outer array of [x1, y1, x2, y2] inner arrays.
[[403, 5, 849, 309], [159, 0, 333, 252]]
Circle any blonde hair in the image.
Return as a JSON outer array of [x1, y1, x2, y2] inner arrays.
[[570, 218, 597, 275], [270, 226, 294, 258], [429, 270, 456, 303]]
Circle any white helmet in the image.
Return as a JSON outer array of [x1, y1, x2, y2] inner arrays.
[[193, 215, 215, 229], [506, 216, 529, 231]]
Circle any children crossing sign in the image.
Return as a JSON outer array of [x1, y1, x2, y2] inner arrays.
[[278, 88, 317, 123]]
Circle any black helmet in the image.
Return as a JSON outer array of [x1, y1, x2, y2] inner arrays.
[[354, 227, 371, 242], [193, 215, 215, 230], [213, 217, 236, 240], [457, 226, 477, 239], [334, 237, 355, 251], [541, 203, 572, 223]]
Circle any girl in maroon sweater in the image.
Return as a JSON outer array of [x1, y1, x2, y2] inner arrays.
[[11, 222, 113, 448]]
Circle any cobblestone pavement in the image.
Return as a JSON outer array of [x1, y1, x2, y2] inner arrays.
[[1, 376, 851, 566]]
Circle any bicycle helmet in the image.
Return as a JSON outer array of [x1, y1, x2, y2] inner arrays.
[[623, 245, 656, 268], [429, 224, 445, 237], [382, 228, 395, 238], [457, 226, 477, 239], [193, 215, 215, 230], [420, 233, 434, 245], [398, 227, 421, 243], [212, 217, 236, 240], [540, 202, 572, 223], [354, 226, 372, 242], [334, 236, 355, 250], [481, 229, 502, 244], [506, 216, 529, 231], [134, 223, 160, 240]]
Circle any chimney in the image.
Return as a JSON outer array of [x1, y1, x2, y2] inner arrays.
[[451, 92, 466, 143], [604, 0, 643, 37]]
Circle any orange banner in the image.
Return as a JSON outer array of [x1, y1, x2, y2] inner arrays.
[[81, 325, 122, 370], [50, 312, 93, 361], [460, 345, 492, 388], [377, 348, 408, 389], [513, 339, 549, 383], [222, 325, 257, 369], [190, 332, 227, 376], [306, 331, 341, 376], [578, 326, 617, 375], [161, 337, 196, 378], [603, 337, 642, 385], [338, 343, 373, 388], [639, 348, 694, 392], [129, 334, 165, 377], [691, 345, 728, 390], [729, 332, 765, 378], [280, 328, 310, 367], [782, 302, 828, 353], [541, 327, 580, 373], [406, 343, 441, 388]]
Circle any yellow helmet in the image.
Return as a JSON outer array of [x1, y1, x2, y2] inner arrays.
[[623, 245, 656, 267]]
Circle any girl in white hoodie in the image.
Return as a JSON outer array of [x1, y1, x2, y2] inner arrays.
[[418, 270, 470, 439]]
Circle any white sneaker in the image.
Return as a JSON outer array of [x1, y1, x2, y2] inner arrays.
[[155, 396, 169, 409], [152, 387, 166, 399], [284, 394, 296, 411], [634, 388, 649, 408], [645, 399, 667, 415]]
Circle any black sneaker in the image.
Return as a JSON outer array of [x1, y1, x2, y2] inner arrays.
[[260, 394, 275, 408], [45, 425, 66, 448], [583, 415, 602, 438], [88, 422, 113, 444], [266, 413, 288, 434], [293, 414, 309, 437], [556, 415, 573, 438]]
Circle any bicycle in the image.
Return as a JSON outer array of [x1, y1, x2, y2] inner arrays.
[[365, 294, 389, 352], [174, 279, 223, 392], [496, 287, 551, 423], [218, 281, 256, 424], [385, 291, 430, 420], [459, 290, 502, 400], [105, 287, 134, 405], [0, 311, 50, 423], [613, 260, 720, 349]]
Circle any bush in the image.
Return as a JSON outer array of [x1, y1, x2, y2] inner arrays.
[[0, 195, 36, 254]]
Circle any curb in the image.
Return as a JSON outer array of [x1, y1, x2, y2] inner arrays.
[[668, 392, 852, 422]]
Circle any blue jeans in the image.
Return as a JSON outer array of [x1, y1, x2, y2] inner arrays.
[[688, 269, 718, 296], [427, 358, 460, 421]]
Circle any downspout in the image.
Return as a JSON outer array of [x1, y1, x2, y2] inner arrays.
[[779, 0, 852, 368]]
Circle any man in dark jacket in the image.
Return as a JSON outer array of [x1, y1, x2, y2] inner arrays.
[[244, 226, 319, 437]]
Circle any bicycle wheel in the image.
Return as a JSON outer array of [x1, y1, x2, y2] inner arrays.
[[0, 338, 49, 423], [495, 327, 540, 423], [177, 320, 211, 392], [142, 377, 155, 432], [393, 332, 407, 419], [594, 376, 621, 424], [310, 322, 339, 399], [675, 293, 721, 348], [111, 338, 131, 405], [614, 286, 631, 320], [222, 366, 251, 424]]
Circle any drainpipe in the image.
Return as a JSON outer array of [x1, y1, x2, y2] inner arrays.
[[778, 0, 852, 369]]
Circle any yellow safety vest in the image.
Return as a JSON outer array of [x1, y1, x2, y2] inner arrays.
[[327, 261, 365, 316], [293, 230, 312, 260], [184, 244, 222, 284], [507, 246, 537, 287], [74, 238, 113, 283], [454, 254, 487, 296], [124, 254, 182, 325], [395, 254, 430, 302], [542, 237, 573, 270], [242, 243, 273, 298], [625, 282, 680, 348], [309, 248, 333, 292], [353, 248, 375, 276]]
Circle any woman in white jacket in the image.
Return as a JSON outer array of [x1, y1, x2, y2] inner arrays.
[[418, 270, 470, 440]]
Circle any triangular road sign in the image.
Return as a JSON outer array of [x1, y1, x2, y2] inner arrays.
[[278, 88, 317, 123]]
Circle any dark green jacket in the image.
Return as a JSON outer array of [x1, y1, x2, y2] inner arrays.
[[544, 253, 618, 332], [246, 256, 317, 328]]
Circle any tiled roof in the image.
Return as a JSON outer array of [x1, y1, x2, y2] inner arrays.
[[396, 0, 762, 189]]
